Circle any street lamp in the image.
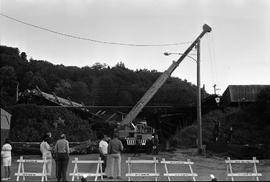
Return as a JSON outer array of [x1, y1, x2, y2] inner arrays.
[[164, 40, 203, 154], [215, 96, 220, 107], [164, 52, 197, 62]]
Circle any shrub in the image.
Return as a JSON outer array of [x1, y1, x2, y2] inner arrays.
[[173, 125, 198, 147], [8, 104, 94, 142]]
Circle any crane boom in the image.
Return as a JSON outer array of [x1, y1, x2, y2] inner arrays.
[[121, 24, 212, 125]]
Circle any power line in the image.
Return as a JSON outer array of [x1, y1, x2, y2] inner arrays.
[[0, 13, 191, 47], [207, 34, 215, 87]]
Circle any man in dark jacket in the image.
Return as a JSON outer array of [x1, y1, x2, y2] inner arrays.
[[108, 133, 123, 179], [54, 134, 70, 182]]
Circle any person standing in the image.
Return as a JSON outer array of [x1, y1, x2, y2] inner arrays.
[[46, 132, 57, 176], [1, 138, 12, 181], [55, 134, 70, 182], [46, 132, 54, 147], [46, 132, 57, 178], [133, 136, 140, 157], [40, 135, 53, 177], [98, 134, 108, 177], [226, 126, 233, 144], [212, 120, 220, 142], [108, 133, 123, 179], [145, 138, 152, 154], [152, 134, 159, 155]]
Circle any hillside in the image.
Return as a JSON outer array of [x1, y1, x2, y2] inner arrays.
[[1, 45, 201, 108], [1, 45, 202, 142]]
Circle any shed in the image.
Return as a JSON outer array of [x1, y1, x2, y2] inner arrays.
[[222, 85, 270, 107]]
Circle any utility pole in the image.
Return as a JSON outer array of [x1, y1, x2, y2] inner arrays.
[[197, 39, 203, 154], [16, 82, 19, 102], [213, 84, 220, 95], [164, 25, 211, 155]]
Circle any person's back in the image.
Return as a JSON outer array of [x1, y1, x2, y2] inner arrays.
[[108, 134, 123, 179], [108, 138, 123, 154], [55, 138, 69, 154], [54, 134, 69, 182]]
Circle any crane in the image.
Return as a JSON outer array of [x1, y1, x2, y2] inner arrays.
[[121, 24, 212, 126]]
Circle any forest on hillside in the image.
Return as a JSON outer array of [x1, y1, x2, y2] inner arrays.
[[0, 45, 201, 108]]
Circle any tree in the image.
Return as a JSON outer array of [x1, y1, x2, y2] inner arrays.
[[21, 71, 34, 90], [54, 79, 72, 98], [115, 62, 126, 69], [30, 72, 48, 91], [0, 46, 19, 56], [117, 90, 133, 106], [0, 66, 18, 106], [98, 75, 118, 105], [91, 62, 108, 70], [69, 81, 90, 103], [20, 52, 28, 62]]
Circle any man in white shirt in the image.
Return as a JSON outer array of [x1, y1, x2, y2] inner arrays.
[[40, 135, 52, 177], [99, 134, 109, 176], [1, 138, 12, 180]]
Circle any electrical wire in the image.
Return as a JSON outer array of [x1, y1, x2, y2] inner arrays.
[[0, 13, 191, 47], [207, 33, 218, 93], [207, 34, 215, 87], [210, 33, 218, 88]]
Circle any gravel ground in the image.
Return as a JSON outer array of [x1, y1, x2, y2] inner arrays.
[[1, 148, 270, 181]]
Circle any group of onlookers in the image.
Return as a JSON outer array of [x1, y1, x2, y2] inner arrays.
[[98, 132, 124, 179], [40, 132, 70, 182], [1, 132, 159, 181], [40, 131, 125, 181], [0, 132, 70, 182], [98, 132, 160, 179]]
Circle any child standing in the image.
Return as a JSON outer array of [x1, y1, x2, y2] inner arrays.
[[1, 138, 12, 180]]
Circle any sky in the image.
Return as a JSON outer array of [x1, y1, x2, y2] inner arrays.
[[1, 0, 270, 94]]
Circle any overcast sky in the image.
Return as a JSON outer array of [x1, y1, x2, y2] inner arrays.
[[1, 0, 269, 94]]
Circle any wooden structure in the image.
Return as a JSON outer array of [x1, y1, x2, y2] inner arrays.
[[225, 157, 262, 181], [222, 85, 270, 107], [69, 157, 104, 181], [161, 158, 197, 181], [126, 157, 159, 181], [15, 156, 48, 182]]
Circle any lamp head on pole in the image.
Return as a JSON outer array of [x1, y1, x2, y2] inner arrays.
[[215, 96, 220, 107], [203, 24, 212, 33]]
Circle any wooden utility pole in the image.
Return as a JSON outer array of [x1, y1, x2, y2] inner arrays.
[[197, 39, 203, 154]]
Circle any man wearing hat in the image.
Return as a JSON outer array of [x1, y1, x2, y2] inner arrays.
[[54, 134, 70, 182]]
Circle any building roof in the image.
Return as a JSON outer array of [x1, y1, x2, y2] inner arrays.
[[222, 85, 270, 106], [35, 87, 85, 108]]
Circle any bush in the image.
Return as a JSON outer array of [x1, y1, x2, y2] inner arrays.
[[8, 104, 94, 142], [173, 125, 197, 147]]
